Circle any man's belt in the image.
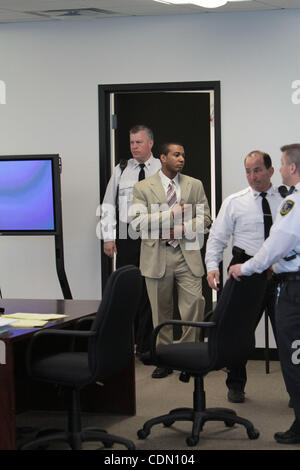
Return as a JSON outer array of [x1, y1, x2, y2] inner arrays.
[[274, 272, 300, 282]]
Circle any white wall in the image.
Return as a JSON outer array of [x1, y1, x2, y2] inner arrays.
[[0, 9, 300, 343]]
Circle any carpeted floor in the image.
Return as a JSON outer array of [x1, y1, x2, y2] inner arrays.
[[16, 358, 299, 451]]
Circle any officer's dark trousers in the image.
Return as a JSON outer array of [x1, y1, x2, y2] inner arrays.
[[276, 281, 300, 422], [226, 249, 277, 392], [226, 279, 277, 391], [116, 234, 153, 354]]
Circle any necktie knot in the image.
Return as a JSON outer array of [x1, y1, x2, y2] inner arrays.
[[288, 186, 295, 195], [260, 192, 267, 198], [138, 163, 145, 181]]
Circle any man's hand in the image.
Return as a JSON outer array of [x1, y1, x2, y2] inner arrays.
[[103, 241, 117, 258], [228, 264, 243, 281], [207, 270, 221, 291], [171, 225, 184, 239], [172, 200, 185, 218], [161, 225, 184, 241]]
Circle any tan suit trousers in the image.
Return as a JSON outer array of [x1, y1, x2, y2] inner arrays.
[[145, 244, 205, 346]]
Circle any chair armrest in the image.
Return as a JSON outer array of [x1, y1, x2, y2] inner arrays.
[[29, 328, 96, 339], [73, 315, 96, 329], [154, 319, 215, 330], [26, 328, 96, 368], [150, 320, 216, 359], [71, 316, 96, 349]]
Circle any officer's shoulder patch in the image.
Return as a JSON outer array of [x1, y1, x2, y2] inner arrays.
[[280, 199, 295, 216]]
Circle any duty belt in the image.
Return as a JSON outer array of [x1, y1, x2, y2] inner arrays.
[[274, 272, 300, 282], [230, 246, 252, 264]]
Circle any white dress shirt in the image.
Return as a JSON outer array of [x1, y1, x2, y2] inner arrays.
[[100, 155, 161, 241], [205, 185, 283, 272], [242, 183, 300, 275], [158, 170, 181, 202]]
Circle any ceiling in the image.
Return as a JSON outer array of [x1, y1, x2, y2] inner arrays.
[[0, 0, 299, 24]]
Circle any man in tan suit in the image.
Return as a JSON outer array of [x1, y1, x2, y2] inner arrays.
[[130, 142, 211, 378]]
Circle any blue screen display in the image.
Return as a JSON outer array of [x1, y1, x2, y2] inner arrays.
[[0, 159, 55, 231]]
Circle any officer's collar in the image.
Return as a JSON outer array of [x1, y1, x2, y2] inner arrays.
[[133, 154, 154, 168], [294, 182, 300, 192], [250, 184, 275, 199]]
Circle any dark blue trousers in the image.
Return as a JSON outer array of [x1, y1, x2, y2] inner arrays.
[[276, 281, 300, 422]]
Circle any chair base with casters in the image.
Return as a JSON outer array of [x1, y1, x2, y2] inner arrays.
[[138, 275, 266, 447], [19, 266, 142, 451], [137, 375, 259, 447], [20, 389, 135, 450]]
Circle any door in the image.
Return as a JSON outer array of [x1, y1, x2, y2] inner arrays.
[[98, 81, 222, 313]]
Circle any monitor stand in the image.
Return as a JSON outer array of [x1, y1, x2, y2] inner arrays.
[[55, 233, 72, 299]]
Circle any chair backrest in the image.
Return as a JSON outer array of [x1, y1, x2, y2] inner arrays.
[[208, 274, 267, 371], [88, 265, 142, 380]]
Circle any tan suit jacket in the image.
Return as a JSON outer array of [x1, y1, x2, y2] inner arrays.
[[130, 171, 211, 279]]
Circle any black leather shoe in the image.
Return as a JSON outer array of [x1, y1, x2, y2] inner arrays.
[[274, 429, 300, 444], [152, 367, 173, 379], [227, 389, 245, 403]]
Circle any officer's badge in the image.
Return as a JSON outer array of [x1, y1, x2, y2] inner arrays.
[[280, 199, 295, 216]]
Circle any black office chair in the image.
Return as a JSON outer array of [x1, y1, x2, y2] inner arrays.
[[137, 274, 267, 446], [20, 265, 142, 450]]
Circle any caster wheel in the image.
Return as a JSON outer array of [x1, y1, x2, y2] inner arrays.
[[247, 428, 260, 440], [186, 436, 199, 446], [103, 441, 113, 448], [137, 429, 149, 440], [225, 421, 235, 427]]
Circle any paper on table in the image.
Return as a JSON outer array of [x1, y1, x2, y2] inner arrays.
[[2, 312, 67, 328], [0, 318, 19, 329], [10, 319, 49, 328], [2, 313, 67, 320]]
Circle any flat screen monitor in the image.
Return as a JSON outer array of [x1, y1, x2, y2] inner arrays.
[[0, 154, 62, 235]]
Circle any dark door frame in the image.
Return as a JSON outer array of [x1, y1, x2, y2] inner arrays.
[[98, 81, 222, 290]]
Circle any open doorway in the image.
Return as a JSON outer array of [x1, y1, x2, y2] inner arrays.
[[98, 81, 222, 313]]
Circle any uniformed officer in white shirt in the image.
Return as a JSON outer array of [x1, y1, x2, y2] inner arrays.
[[100, 125, 161, 354], [101, 125, 161, 262], [205, 150, 283, 403], [229, 143, 300, 444]]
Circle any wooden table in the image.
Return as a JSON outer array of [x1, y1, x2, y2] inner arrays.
[[0, 299, 136, 450]]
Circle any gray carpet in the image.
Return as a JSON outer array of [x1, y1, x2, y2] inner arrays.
[[17, 359, 297, 451]]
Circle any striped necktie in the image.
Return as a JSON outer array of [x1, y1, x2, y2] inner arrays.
[[167, 181, 179, 248]]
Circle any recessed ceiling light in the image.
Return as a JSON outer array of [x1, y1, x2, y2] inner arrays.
[[153, 0, 250, 8], [153, 0, 227, 6]]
